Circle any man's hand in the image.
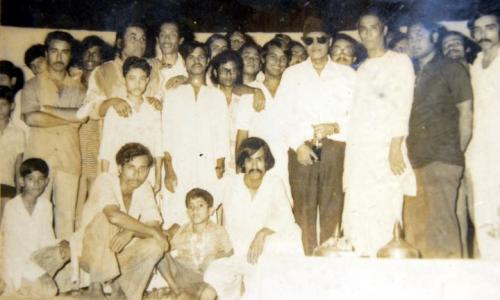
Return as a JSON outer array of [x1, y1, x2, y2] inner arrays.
[[165, 75, 188, 90], [247, 230, 268, 265], [252, 88, 265, 112], [110, 98, 132, 117], [58, 240, 70, 261], [296, 144, 317, 166], [313, 123, 340, 140], [164, 168, 178, 193], [389, 145, 406, 176], [146, 97, 162, 111], [110, 230, 134, 253]]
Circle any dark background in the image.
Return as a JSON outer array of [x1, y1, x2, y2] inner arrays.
[[1, 0, 499, 32]]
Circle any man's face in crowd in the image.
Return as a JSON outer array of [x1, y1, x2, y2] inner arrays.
[[187, 197, 212, 225], [472, 15, 500, 51], [330, 38, 355, 65], [289, 44, 307, 66], [241, 47, 261, 76], [244, 147, 266, 180], [0, 98, 12, 121], [158, 23, 182, 56], [393, 38, 410, 55], [125, 67, 149, 98], [442, 34, 466, 60], [264, 45, 288, 77], [185, 47, 208, 76], [358, 15, 386, 51], [46, 39, 72, 72], [119, 155, 151, 190], [218, 61, 238, 87], [121, 26, 146, 58], [303, 32, 330, 61], [408, 24, 435, 60], [209, 38, 228, 59], [29, 57, 47, 75], [83, 46, 102, 71], [229, 31, 246, 51]]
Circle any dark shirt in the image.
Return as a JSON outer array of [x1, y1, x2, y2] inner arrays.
[[407, 55, 472, 168]]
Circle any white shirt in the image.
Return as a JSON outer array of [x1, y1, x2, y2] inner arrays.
[[99, 96, 162, 172], [162, 84, 230, 181], [1, 195, 57, 290], [276, 58, 355, 149], [0, 121, 25, 186], [152, 54, 188, 98], [219, 174, 295, 256], [348, 50, 415, 145]]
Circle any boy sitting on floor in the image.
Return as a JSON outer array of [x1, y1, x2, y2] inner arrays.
[[1, 158, 70, 297], [158, 188, 233, 300]]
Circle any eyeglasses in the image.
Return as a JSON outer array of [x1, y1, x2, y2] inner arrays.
[[303, 36, 328, 46]]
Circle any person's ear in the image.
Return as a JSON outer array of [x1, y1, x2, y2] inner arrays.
[[383, 25, 388, 37], [179, 37, 184, 46], [10, 77, 16, 86]]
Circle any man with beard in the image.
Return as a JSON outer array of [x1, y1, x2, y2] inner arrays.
[[330, 33, 366, 68], [465, 11, 500, 259], [22, 31, 86, 239], [440, 30, 480, 71], [405, 20, 472, 258], [204, 137, 302, 300]]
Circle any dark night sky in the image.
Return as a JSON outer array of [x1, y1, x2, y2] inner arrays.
[[1, 0, 499, 32]]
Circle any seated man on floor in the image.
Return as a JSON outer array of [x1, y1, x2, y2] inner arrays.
[[71, 142, 169, 300], [1, 158, 70, 297], [204, 137, 303, 300], [158, 188, 233, 300]]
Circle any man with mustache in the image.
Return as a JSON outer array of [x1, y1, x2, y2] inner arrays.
[[440, 30, 480, 72], [465, 11, 500, 259], [21, 31, 86, 240], [329, 33, 365, 69], [204, 137, 302, 300], [404, 20, 473, 258]]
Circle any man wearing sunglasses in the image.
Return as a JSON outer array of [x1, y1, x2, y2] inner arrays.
[[275, 16, 355, 255]]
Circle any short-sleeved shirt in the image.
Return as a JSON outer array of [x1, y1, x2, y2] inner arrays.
[[171, 221, 233, 272], [407, 56, 473, 168], [21, 72, 86, 175], [0, 121, 25, 186]]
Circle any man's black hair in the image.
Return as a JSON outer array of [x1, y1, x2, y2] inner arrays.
[[122, 56, 152, 77], [0, 86, 14, 104], [185, 188, 214, 208], [44, 30, 75, 49], [24, 44, 46, 67], [210, 50, 243, 85], [236, 137, 275, 173], [20, 158, 50, 178], [115, 143, 154, 167]]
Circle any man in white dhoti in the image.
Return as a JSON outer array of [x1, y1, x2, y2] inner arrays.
[[162, 41, 230, 228], [342, 8, 416, 257], [204, 137, 302, 300], [466, 12, 500, 259]]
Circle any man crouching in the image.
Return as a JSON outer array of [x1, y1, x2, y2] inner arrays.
[[71, 142, 168, 300]]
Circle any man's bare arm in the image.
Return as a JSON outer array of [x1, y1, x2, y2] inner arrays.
[[24, 111, 70, 127], [457, 100, 473, 152], [43, 106, 86, 123]]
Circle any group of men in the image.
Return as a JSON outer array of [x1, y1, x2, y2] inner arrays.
[[0, 6, 500, 300]]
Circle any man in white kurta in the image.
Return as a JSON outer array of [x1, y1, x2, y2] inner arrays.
[[342, 12, 416, 257], [162, 42, 230, 229], [204, 137, 302, 300], [465, 13, 500, 259]]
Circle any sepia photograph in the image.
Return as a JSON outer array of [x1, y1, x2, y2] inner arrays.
[[0, 0, 500, 299]]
